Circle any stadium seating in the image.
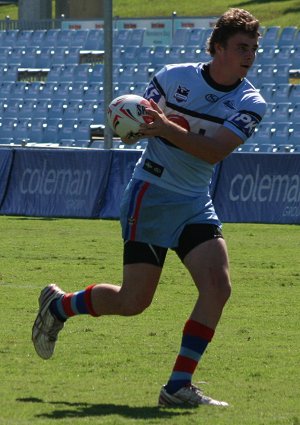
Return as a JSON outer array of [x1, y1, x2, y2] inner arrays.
[[0, 26, 298, 149]]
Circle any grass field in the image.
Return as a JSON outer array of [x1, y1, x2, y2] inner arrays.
[[0, 217, 299, 425], [0, 0, 300, 27]]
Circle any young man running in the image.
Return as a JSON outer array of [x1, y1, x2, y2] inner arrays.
[[32, 8, 266, 407]]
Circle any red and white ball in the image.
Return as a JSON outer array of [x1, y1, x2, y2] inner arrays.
[[107, 94, 153, 139]]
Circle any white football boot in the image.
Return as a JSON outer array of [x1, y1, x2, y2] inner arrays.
[[158, 384, 229, 407], [32, 284, 65, 359]]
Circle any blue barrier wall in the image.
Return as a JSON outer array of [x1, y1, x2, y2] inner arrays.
[[0, 148, 299, 223]]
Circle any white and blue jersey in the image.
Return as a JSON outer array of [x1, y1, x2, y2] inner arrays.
[[133, 62, 266, 197], [120, 62, 266, 247]]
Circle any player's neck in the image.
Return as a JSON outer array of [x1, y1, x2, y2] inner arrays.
[[208, 60, 242, 87]]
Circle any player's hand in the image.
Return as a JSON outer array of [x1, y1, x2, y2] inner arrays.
[[139, 99, 171, 138], [121, 132, 144, 145]]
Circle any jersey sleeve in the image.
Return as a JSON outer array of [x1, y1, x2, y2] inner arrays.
[[223, 90, 267, 142], [143, 66, 169, 110]]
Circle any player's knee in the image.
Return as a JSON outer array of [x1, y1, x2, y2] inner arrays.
[[120, 295, 152, 316], [211, 268, 232, 305]]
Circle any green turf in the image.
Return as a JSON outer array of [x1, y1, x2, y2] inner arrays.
[[0, 217, 299, 424], [0, 0, 300, 27]]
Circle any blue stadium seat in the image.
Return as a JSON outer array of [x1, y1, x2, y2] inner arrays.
[[260, 26, 280, 47], [68, 82, 86, 100], [47, 99, 65, 119], [271, 83, 292, 103], [273, 64, 290, 84], [23, 82, 43, 100], [51, 82, 71, 100], [50, 47, 68, 66], [15, 30, 33, 47], [256, 143, 276, 152], [46, 64, 64, 82], [255, 46, 277, 65], [31, 100, 49, 119], [88, 64, 104, 83], [84, 29, 104, 50], [171, 28, 191, 46], [288, 84, 300, 105], [73, 64, 92, 83], [29, 29, 47, 47], [271, 102, 291, 122], [291, 46, 300, 69], [18, 99, 36, 119], [20, 46, 37, 68], [69, 29, 88, 48], [121, 46, 140, 65], [275, 46, 294, 65], [151, 46, 170, 66], [0, 81, 13, 99], [12, 118, 31, 143], [62, 100, 81, 119], [7, 47, 24, 66], [114, 29, 132, 47], [56, 29, 73, 47], [275, 143, 295, 152], [130, 29, 146, 47], [35, 48, 53, 68], [263, 102, 276, 121], [271, 121, 292, 145], [83, 83, 104, 101], [10, 82, 28, 100], [133, 82, 148, 96], [38, 82, 57, 100], [236, 143, 258, 152], [246, 64, 260, 86], [42, 118, 62, 143], [64, 47, 80, 65], [0, 117, 18, 140], [136, 46, 153, 65], [168, 46, 185, 64], [278, 26, 298, 47], [257, 64, 276, 84], [181, 46, 200, 62], [2, 30, 19, 47], [186, 28, 206, 47], [43, 29, 60, 47], [289, 122, 300, 145], [289, 103, 300, 124], [117, 64, 138, 83], [253, 121, 274, 144], [2, 99, 21, 118], [0, 65, 19, 82], [259, 83, 276, 102], [0, 47, 10, 65], [59, 65, 76, 83]]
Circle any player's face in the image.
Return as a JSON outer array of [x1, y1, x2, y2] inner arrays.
[[216, 32, 259, 80]]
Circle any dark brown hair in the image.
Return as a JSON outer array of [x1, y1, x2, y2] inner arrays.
[[207, 8, 260, 56]]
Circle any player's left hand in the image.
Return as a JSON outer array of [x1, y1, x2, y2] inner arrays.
[[139, 99, 170, 138]]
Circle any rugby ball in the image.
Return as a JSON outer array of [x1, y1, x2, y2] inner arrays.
[[107, 94, 152, 139]]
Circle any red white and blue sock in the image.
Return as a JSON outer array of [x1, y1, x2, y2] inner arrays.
[[165, 319, 215, 394], [50, 284, 98, 321]]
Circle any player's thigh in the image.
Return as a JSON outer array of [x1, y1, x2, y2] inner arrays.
[[120, 240, 167, 311], [183, 237, 231, 296]]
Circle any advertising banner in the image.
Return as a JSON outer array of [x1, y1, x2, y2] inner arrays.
[[214, 153, 300, 224], [0, 148, 14, 208], [0, 149, 113, 218]]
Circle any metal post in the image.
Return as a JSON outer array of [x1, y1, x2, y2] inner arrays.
[[104, 0, 113, 149]]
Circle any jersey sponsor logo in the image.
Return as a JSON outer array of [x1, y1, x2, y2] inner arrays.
[[144, 80, 161, 103], [174, 85, 190, 103], [205, 93, 219, 103], [228, 111, 260, 137], [143, 159, 164, 177]]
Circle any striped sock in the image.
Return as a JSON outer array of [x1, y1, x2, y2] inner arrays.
[[50, 284, 98, 321], [165, 319, 215, 394]]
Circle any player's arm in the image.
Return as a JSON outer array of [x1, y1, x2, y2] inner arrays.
[[141, 100, 242, 164]]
